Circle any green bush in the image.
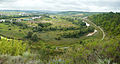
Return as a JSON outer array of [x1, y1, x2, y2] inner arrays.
[[0, 39, 28, 56], [31, 33, 39, 42]]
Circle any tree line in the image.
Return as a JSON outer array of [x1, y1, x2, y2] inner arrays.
[[59, 26, 94, 38]]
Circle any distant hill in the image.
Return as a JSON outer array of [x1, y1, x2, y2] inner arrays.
[[0, 10, 60, 15], [56, 11, 103, 16], [0, 10, 104, 15]]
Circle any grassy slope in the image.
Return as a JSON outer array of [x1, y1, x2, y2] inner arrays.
[[0, 14, 103, 46], [0, 23, 30, 39], [37, 16, 103, 46]]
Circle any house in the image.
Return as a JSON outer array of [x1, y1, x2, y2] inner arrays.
[[32, 16, 42, 19]]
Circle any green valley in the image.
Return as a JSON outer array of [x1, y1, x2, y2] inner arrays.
[[0, 10, 120, 64]]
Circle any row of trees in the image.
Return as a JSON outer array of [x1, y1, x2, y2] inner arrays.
[[33, 26, 82, 32], [38, 23, 52, 27], [32, 22, 84, 32], [60, 27, 95, 38]]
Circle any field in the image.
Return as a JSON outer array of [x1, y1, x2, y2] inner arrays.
[[0, 23, 28, 39], [0, 14, 102, 46]]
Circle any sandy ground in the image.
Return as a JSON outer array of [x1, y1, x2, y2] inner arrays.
[[86, 30, 97, 36]]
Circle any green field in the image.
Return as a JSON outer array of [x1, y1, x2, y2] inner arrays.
[[0, 23, 30, 39]]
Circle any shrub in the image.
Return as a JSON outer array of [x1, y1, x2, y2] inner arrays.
[[55, 36, 61, 40], [38, 23, 52, 27], [0, 39, 28, 56], [26, 31, 33, 38], [31, 33, 39, 42]]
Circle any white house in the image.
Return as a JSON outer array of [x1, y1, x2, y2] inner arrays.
[[32, 16, 42, 19]]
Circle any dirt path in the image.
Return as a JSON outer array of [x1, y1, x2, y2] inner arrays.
[[98, 26, 105, 40], [82, 17, 105, 40], [86, 30, 97, 37]]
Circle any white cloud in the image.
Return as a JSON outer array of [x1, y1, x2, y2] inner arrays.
[[0, 0, 120, 12]]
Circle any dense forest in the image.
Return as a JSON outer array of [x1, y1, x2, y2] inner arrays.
[[89, 12, 120, 36]]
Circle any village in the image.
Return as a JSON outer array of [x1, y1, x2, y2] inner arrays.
[[0, 16, 42, 23]]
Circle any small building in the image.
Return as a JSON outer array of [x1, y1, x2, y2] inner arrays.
[[0, 19, 5, 23], [32, 16, 42, 19]]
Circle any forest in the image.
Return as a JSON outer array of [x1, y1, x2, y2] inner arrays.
[[89, 12, 120, 36]]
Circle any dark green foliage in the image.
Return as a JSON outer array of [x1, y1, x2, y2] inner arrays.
[[34, 25, 82, 32], [55, 36, 61, 40], [89, 12, 120, 36], [61, 26, 95, 38], [8, 28, 11, 30], [26, 31, 33, 38], [26, 31, 39, 42], [38, 23, 52, 27], [12, 22, 28, 29], [33, 26, 42, 32], [31, 33, 39, 42]]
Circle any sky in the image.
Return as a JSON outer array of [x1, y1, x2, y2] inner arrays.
[[0, 0, 120, 12]]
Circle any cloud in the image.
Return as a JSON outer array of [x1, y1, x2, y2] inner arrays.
[[0, 0, 120, 12], [0, 0, 16, 3]]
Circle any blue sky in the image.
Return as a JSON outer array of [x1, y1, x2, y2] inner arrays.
[[0, 0, 120, 12]]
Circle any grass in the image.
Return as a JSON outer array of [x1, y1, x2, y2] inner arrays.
[[38, 29, 101, 46], [33, 16, 103, 46], [0, 23, 30, 39], [0, 16, 103, 46], [0, 15, 103, 47]]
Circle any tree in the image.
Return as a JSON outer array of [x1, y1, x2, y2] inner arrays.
[[31, 33, 39, 42], [26, 31, 33, 38], [55, 36, 61, 40], [38, 23, 52, 27]]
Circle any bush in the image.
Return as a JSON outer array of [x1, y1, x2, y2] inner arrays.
[[38, 23, 52, 27], [0, 39, 28, 56], [26, 31, 33, 38], [55, 36, 61, 40], [31, 33, 39, 42]]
